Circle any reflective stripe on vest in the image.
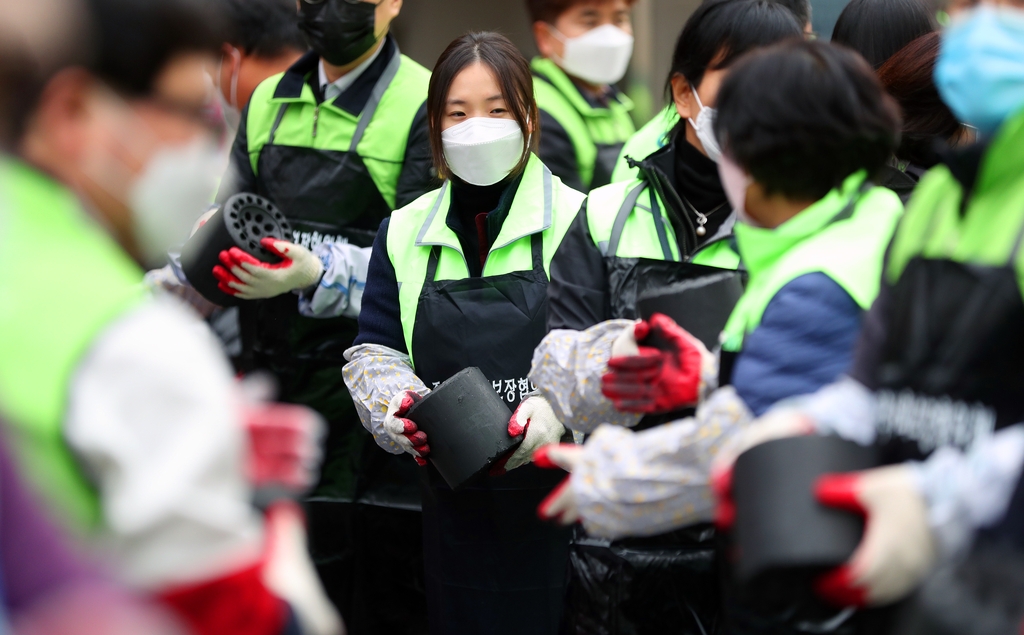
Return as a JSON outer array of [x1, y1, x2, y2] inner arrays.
[[386, 155, 585, 367], [532, 57, 636, 189], [721, 172, 903, 353], [245, 51, 429, 209], [585, 177, 741, 268], [0, 161, 144, 530]]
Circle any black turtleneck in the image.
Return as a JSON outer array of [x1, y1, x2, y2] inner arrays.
[[446, 174, 522, 277], [638, 123, 730, 254], [673, 131, 729, 215]]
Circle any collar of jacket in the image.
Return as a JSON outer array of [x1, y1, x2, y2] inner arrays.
[[272, 35, 398, 115], [415, 155, 553, 261], [531, 56, 633, 116], [735, 171, 869, 279]]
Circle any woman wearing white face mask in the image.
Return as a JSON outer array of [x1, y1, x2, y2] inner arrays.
[[341, 32, 586, 635], [528, 0, 638, 192]]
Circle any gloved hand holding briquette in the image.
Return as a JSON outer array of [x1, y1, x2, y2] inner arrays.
[[602, 314, 714, 414], [383, 390, 430, 466], [213, 237, 324, 300], [502, 396, 566, 472]]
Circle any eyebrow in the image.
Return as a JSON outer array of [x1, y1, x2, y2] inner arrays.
[[447, 95, 505, 105]]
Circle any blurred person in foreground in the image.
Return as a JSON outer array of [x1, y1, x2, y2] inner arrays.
[[702, 0, 1024, 629], [609, 0, 814, 185], [535, 38, 903, 634], [0, 0, 340, 633], [0, 4, 184, 631], [527, 0, 638, 192]]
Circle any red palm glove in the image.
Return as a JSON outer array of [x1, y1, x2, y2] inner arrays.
[[383, 391, 430, 466], [213, 238, 323, 301], [602, 314, 704, 413], [244, 402, 324, 497], [813, 466, 936, 607]]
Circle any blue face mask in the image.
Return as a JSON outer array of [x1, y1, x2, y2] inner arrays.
[[935, 7, 1024, 137]]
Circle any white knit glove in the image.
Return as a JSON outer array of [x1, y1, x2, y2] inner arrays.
[[505, 396, 566, 472], [535, 444, 583, 524], [213, 238, 324, 300], [814, 464, 937, 607]]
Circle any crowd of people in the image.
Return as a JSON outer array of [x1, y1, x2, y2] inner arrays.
[[0, 0, 1022, 633]]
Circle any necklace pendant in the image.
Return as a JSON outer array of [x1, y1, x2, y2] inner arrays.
[[696, 225, 707, 237]]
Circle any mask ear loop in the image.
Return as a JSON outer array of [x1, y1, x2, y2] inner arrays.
[[686, 83, 705, 130], [226, 47, 243, 110]]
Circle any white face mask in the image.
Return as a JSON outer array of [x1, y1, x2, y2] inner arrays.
[[130, 136, 224, 267], [442, 118, 526, 186], [688, 87, 722, 163], [551, 24, 634, 86], [718, 152, 761, 227]]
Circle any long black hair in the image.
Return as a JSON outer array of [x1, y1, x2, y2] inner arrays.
[[831, 0, 936, 69]]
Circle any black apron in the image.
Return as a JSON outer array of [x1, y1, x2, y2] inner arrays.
[[410, 221, 572, 635], [562, 181, 732, 635], [249, 50, 427, 633], [874, 223, 1024, 464]]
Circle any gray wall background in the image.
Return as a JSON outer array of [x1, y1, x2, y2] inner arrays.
[[391, 0, 849, 125]]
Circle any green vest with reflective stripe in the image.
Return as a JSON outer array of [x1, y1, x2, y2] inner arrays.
[[387, 155, 585, 367], [885, 107, 1024, 291], [721, 172, 903, 353], [532, 57, 636, 190], [246, 51, 429, 209], [585, 176, 740, 268], [611, 105, 680, 183], [0, 160, 146, 530]]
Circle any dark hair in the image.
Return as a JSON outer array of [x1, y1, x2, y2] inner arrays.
[[83, 0, 225, 96], [770, 0, 812, 29], [715, 40, 901, 201], [221, 0, 306, 58], [526, 0, 639, 24], [831, 0, 935, 69], [427, 32, 538, 181], [877, 32, 959, 167], [667, 0, 802, 97]]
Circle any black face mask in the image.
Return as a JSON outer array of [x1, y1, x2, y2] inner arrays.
[[298, 0, 380, 67]]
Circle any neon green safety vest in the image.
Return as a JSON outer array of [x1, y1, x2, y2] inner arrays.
[[721, 172, 904, 353], [245, 48, 430, 210], [885, 107, 1024, 292], [387, 155, 585, 367], [0, 160, 146, 530], [585, 174, 741, 267], [611, 105, 680, 183], [532, 57, 636, 191]]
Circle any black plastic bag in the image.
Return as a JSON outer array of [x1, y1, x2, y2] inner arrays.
[[560, 524, 721, 635]]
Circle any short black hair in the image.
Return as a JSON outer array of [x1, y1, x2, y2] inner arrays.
[[83, 0, 225, 96], [770, 0, 812, 29], [220, 0, 306, 58], [667, 0, 802, 96], [715, 40, 901, 201], [831, 0, 936, 69]]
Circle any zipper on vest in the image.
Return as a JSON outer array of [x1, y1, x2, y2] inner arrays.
[[312, 105, 320, 139]]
